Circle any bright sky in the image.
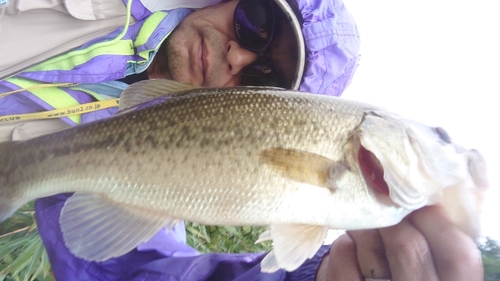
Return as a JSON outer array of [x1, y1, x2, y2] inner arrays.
[[341, 1, 500, 240]]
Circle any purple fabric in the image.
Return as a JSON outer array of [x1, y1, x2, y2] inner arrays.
[[35, 194, 301, 280], [20, 55, 131, 84], [298, 0, 361, 96], [0, 83, 45, 116]]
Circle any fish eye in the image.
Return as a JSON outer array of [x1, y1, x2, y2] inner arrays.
[[434, 127, 452, 143]]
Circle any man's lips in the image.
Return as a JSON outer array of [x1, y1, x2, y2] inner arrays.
[[199, 39, 207, 81], [201, 39, 208, 81]]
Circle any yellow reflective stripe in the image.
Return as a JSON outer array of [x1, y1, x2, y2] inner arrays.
[[136, 12, 168, 47], [6, 77, 82, 124], [28, 40, 135, 72], [28, 0, 135, 72], [0, 83, 78, 98], [135, 12, 168, 60], [0, 99, 120, 124]]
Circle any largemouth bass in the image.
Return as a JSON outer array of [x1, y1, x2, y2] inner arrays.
[[0, 80, 489, 272]]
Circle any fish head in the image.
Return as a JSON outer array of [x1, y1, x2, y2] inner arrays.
[[355, 110, 489, 238]]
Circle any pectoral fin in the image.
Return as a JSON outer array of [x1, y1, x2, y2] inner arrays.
[[60, 193, 178, 261], [257, 224, 329, 272], [259, 148, 345, 190]]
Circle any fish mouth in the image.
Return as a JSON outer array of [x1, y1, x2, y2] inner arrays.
[[357, 145, 390, 197]]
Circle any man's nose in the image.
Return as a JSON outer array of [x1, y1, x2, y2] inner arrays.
[[226, 40, 258, 75]]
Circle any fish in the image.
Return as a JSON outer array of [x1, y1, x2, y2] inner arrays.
[[0, 79, 489, 272]]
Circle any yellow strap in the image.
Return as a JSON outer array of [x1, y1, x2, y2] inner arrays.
[[6, 77, 83, 123], [0, 99, 119, 124]]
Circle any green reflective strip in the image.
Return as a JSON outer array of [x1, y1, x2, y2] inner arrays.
[[136, 12, 168, 47], [29, 0, 136, 72], [28, 40, 135, 72], [7, 78, 82, 124], [69, 87, 106, 101], [136, 12, 168, 60]]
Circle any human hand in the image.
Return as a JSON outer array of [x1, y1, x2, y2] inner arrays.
[[315, 205, 483, 281]]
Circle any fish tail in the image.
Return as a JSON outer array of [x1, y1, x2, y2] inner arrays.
[[0, 193, 18, 223], [0, 200, 19, 223], [0, 142, 22, 223]]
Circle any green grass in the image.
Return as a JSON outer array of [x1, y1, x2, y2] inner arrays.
[[185, 222, 271, 254], [0, 203, 271, 281], [0, 204, 52, 281]]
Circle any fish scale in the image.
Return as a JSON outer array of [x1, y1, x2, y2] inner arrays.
[[3, 89, 347, 220], [0, 79, 488, 272]]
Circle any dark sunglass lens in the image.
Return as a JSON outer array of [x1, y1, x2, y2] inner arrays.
[[234, 0, 274, 50], [239, 59, 279, 86]]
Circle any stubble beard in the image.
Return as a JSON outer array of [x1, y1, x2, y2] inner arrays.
[[166, 25, 228, 87]]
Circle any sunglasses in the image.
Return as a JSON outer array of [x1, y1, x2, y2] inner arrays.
[[233, 0, 281, 87]]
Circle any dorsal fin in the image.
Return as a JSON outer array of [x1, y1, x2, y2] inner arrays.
[[120, 79, 200, 110]]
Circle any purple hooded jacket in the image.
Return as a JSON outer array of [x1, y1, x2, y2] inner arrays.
[[0, 0, 360, 280]]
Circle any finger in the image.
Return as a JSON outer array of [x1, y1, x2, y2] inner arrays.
[[348, 229, 391, 279], [324, 233, 364, 281], [410, 205, 483, 281], [379, 217, 439, 281]]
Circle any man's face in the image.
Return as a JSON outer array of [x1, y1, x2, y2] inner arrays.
[[152, 0, 259, 87]]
